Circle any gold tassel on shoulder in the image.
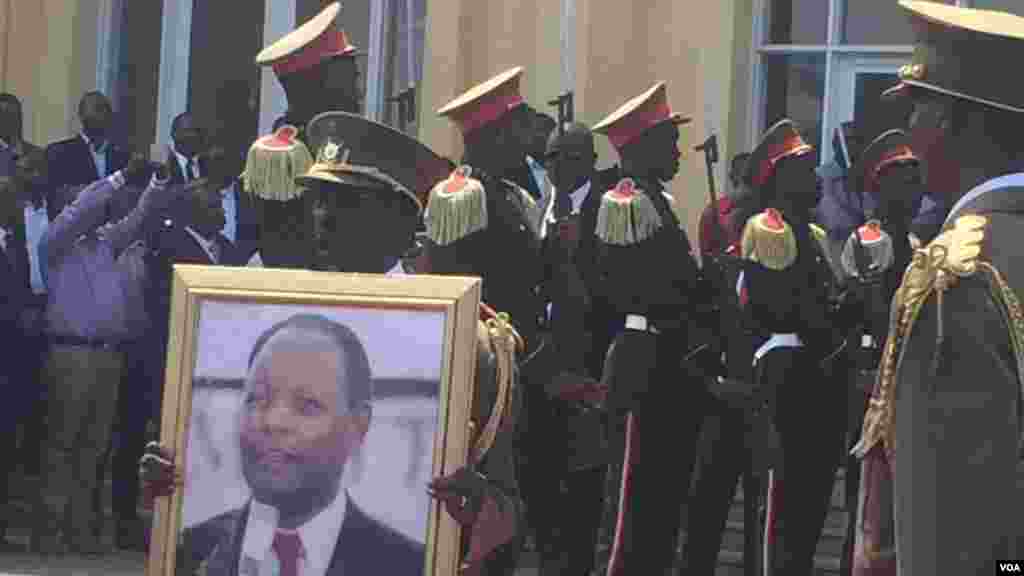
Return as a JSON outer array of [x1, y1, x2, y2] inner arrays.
[[241, 126, 314, 201], [740, 208, 797, 270], [594, 178, 664, 245], [426, 166, 489, 247]]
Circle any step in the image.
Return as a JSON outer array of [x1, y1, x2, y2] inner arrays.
[[716, 548, 841, 574], [720, 518, 847, 558]]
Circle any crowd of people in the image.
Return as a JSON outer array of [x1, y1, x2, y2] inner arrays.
[[2, 1, 1024, 575]]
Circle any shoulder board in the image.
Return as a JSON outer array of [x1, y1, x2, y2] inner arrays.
[[854, 213, 1005, 460]]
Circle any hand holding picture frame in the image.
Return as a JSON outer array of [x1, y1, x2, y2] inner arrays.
[[147, 264, 480, 576]]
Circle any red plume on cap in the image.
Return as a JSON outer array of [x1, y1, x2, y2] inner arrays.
[[762, 208, 785, 231], [858, 221, 884, 243], [445, 165, 472, 194], [610, 178, 637, 200], [265, 125, 299, 148]]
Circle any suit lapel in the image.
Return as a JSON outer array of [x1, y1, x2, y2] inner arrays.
[[201, 503, 248, 576], [75, 137, 101, 180]]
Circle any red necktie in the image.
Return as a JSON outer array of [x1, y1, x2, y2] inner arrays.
[[273, 530, 304, 576]]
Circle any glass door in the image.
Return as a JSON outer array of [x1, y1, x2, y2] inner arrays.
[[826, 55, 912, 165]]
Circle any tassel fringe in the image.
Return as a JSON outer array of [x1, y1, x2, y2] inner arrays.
[[595, 190, 664, 246], [425, 171, 489, 246], [242, 139, 314, 201]]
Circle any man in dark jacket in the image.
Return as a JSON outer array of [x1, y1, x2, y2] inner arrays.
[[44, 91, 130, 220]]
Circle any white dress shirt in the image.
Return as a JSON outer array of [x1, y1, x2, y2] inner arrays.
[[24, 202, 49, 294], [541, 180, 591, 240], [241, 490, 349, 576], [171, 145, 201, 183], [80, 132, 108, 178]]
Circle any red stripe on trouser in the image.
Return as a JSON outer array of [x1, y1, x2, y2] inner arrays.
[[763, 470, 778, 576], [605, 412, 637, 576]]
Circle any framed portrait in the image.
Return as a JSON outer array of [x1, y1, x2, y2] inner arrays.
[[147, 264, 481, 576]]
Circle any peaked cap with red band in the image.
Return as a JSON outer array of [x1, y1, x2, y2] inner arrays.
[[438, 67, 527, 136], [850, 129, 918, 195], [256, 2, 360, 78], [883, 2, 1024, 112], [743, 118, 814, 188], [592, 82, 692, 150]]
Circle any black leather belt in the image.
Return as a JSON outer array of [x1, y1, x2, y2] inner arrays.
[[50, 334, 125, 352]]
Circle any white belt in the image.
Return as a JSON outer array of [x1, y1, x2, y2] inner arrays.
[[625, 314, 660, 335], [753, 333, 803, 364]]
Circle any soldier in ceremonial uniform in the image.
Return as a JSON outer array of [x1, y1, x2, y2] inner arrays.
[[587, 82, 706, 576], [736, 119, 851, 575], [852, 3, 1024, 573], [835, 129, 921, 576], [297, 111, 428, 274], [427, 65, 551, 553], [243, 1, 362, 268]]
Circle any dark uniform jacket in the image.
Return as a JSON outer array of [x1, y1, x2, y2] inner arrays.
[[858, 180, 1024, 575]]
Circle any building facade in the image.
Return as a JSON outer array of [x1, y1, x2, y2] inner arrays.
[[0, 0, 1016, 238]]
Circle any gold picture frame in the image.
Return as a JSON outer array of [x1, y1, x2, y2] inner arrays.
[[147, 264, 481, 576]]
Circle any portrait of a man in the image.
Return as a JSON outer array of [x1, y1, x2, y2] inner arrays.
[[178, 304, 440, 576]]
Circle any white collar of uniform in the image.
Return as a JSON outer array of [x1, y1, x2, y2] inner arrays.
[[242, 489, 348, 576], [0, 137, 9, 151], [945, 172, 1024, 226], [0, 226, 7, 250], [386, 260, 406, 276], [183, 226, 219, 263]]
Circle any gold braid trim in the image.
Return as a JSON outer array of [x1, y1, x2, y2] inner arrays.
[[851, 214, 1024, 461], [470, 312, 520, 463], [740, 212, 797, 270]]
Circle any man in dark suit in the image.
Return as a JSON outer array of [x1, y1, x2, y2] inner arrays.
[[179, 314, 424, 576], [44, 91, 130, 220], [169, 113, 258, 260], [534, 122, 616, 575], [0, 174, 32, 551]]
